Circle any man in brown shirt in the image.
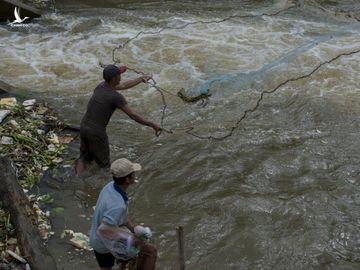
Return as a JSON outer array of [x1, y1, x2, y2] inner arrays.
[[75, 65, 161, 175]]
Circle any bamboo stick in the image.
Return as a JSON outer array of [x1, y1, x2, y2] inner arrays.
[[176, 226, 185, 270]]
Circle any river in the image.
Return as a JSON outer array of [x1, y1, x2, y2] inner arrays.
[[0, 0, 360, 269]]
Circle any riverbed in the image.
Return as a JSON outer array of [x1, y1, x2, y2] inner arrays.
[[1, 0, 360, 269]]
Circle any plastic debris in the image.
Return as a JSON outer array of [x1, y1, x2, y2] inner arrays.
[[0, 110, 10, 123], [36, 129, 45, 135], [22, 99, 36, 107], [34, 105, 48, 115], [47, 144, 56, 152], [9, 120, 19, 127], [1, 136, 13, 145], [6, 238, 17, 245], [134, 225, 152, 241], [0, 98, 17, 108], [23, 99, 37, 111], [62, 230, 93, 251], [6, 249, 27, 264], [58, 136, 75, 144], [47, 132, 59, 144], [52, 157, 63, 163]]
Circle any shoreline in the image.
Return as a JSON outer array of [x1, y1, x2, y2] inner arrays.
[[0, 89, 79, 269]]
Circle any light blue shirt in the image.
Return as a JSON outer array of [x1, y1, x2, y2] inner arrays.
[[90, 181, 129, 253]]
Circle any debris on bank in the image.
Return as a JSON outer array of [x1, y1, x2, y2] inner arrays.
[[0, 97, 72, 188], [0, 206, 31, 270], [61, 230, 92, 251], [0, 97, 76, 269]]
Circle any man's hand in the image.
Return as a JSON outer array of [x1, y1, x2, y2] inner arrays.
[[152, 123, 162, 136], [140, 74, 152, 83]]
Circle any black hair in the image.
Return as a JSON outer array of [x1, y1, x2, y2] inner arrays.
[[113, 172, 134, 185], [103, 73, 113, 82], [103, 65, 119, 82]]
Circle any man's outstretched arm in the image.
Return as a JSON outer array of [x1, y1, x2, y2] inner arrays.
[[116, 75, 152, 90], [120, 104, 161, 132]]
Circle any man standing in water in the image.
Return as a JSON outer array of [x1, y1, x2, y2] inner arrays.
[[75, 65, 161, 174], [90, 158, 157, 270]]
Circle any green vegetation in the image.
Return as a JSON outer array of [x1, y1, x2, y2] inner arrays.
[[0, 103, 65, 188]]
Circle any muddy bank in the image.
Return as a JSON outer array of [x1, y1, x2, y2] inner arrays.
[[0, 157, 57, 270]]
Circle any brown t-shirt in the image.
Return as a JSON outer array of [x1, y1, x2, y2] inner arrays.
[[81, 82, 127, 131]]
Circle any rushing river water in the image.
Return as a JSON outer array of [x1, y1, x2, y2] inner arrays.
[[1, 0, 360, 269]]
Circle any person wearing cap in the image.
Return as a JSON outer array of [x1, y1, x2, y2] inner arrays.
[[90, 158, 157, 270], [75, 64, 161, 174]]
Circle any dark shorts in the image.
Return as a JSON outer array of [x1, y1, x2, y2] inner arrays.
[[79, 124, 110, 168], [94, 250, 115, 268]]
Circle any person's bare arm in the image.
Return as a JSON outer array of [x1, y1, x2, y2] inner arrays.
[[120, 104, 161, 132], [116, 75, 152, 90]]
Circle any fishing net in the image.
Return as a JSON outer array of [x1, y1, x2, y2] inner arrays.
[[102, 1, 360, 140]]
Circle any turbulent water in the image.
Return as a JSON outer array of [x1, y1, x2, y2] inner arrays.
[[1, 0, 360, 269]]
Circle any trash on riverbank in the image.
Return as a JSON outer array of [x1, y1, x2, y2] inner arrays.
[[61, 230, 93, 251], [0, 206, 29, 269], [0, 98, 72, 188], [0, 98, 17, 108], [0, 110, 10, 124], [0, 97, 77, 268]]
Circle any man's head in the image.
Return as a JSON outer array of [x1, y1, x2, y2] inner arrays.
[[103, 64, 127, 85], [111, 158, 141, 186]]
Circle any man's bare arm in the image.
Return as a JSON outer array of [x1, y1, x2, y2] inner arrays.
[[120, 104, 161, 132], [116, 75, 152, 90]]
